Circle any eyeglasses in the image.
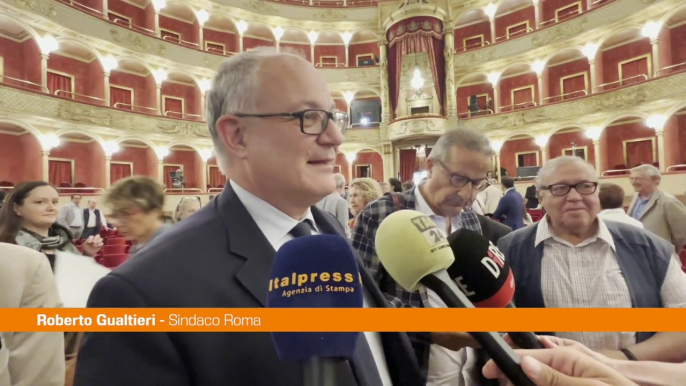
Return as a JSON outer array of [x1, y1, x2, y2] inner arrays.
[[437, 160, 490, 191], [234, 109, 349, 135], [541, 181, 599, 196]]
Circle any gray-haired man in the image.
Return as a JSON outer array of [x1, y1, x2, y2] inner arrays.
[[316, 172, 350, 228]]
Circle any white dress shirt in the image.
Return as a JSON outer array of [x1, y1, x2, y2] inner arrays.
[[598, 208, 644, 229], [86, 209, 108, 229], [69, 204, 82, 227], [536, 216, 686, 350], [230, 180, 393, 386], [414, 186, 479, 386]]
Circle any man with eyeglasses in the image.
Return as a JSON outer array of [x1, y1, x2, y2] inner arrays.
[[498, 156, 686, 362], [75, 48, 424, 386], [352, 127, 512, 386]]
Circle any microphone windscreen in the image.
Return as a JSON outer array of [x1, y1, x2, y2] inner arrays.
[[267, 234, 363, 361], [375, 209, 455, 292], [447, 228, 515, 308]]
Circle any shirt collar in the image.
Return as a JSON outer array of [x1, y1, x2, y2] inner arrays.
[[230, 180, 318, 248], [505, 187, 515, 193], [414, 183, 441, 219], [600, 208, 626, 215], [534, 214, 615, 251]]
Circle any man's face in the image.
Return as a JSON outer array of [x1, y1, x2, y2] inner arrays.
[[72, 195, 81, 205], [379, 181, 389, 193], [226, 56, 344, 205], [89, 200, 96, 210], [425, 146, 490, 217], [541, 163, 600, 234], [629, 172, 657, 195]]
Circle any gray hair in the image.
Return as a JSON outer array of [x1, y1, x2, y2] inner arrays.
[[427, 126, 493, 162], [333, 173, 346, 188], [206, 47, 306, 173], [537, 156, 596, 187], [630, 164, 661, 180]]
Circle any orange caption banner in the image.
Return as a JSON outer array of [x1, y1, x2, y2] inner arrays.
[[1, 309, 685, 332]]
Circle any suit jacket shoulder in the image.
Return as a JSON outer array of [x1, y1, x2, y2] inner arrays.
[[477, 214, 512, 244]]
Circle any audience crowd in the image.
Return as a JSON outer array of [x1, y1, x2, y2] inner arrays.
[[1, 47, 686, 386]]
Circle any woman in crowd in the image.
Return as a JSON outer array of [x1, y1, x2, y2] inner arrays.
[[175, 196, 202, 222], [105, 176, 170, 255], [388, 178, 403, 193], [348, 178, 383, 229], [0, 181, 102, 269]]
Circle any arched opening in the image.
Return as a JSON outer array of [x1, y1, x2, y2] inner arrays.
[[163, 144, 202, 190], [544, 48, 589, 103], [107, 0, 156, 36], [597, 27, 651, 92], [110, 58, 157, 114], [658, 5, 686, 76], [280, 29, 311, 62], [111, 139, 158, 184], [394, 136, 440, 184], [315, 31, 345, 67], [203, 13, 237, 55], [335, 152, 350, 184], [540, 0, 586, 28], [0, 17, 41, 91], [547, 127, 596, 166], [49, 40, 106, 105], [161, 71, 202, 121], [206, 154, 226, 191], [499, 62, 538, 112], [0, 123, 42, 185], [50, 132, 106, 188], [331, 91, 348, 114], [493, 0, 535, 43], [351, 90, 382, 128], [454, 9, 491, 52], [662, 106, 686, 170], [456, 73, 493, 118], [243, 22, 275, 51], [349, 30, 378, 67], [159, 1, 200, 48], [352, 150, 384, 181], [500, 134, 540, 177], [600, 116, 655, 173]]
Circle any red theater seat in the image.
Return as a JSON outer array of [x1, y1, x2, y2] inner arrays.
[[104, 244, 127, 254], [0, 181, 13, 187], [106, 237, 126, 245], [101, 253, 130, 268]]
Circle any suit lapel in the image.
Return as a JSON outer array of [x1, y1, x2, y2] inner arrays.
[[640, 191, 660, 220], [218, 185, 276, 307]]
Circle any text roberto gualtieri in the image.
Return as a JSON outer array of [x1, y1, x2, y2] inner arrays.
[[36, 314, 261, 327]]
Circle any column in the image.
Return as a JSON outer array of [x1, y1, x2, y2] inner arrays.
[[346, 162, 353, 183], [540, 146, 548, 165], [345, 44, 349, 67], [310, 44, 315, 65], [200, 162, 208, 192], [492, 84, 500, 113], [378, 39, 392, 123], [586, 0, 593, 11], [156, 84, 162, 114], [650, 38, 660, 78], [656, 130, 665, 172], [593, 141, 601, 174], [40, 54, 49, 93], [534, 0, 541, 29], [102, 0, 108, 18], [105, 156, 112, 188], [489, 17, 496, 44], [495, 153, 502, 182], [239, 33, 244, 52], [444, 28, 457, 122], [41, 150, 50, 182], [155, 11, 161, 37], [589, 60, 597, 93], [199, 28, 204, 50], [275, 39, 281, 52], [157, 159, 164, 185], [201, 92, 207, 119], [104, 72, 111, 106], [382, 145, 394, 182], [537, 74, 544, 104]]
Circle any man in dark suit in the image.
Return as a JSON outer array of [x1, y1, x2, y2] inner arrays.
[[525, 178, 539, 208], [74, 48, 423, 386], [493, 177, 525, 231]]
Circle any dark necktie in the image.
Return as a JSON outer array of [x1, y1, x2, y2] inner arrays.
[[288, 220, 384, 386]]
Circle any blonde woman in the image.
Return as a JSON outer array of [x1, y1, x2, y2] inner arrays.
[[348, 178, 383, 229]]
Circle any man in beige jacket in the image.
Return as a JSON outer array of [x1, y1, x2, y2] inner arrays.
[[0, 243, 65, 386], [627, 164, 686, 252]]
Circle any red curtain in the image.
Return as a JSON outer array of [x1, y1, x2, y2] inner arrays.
[[562, 74, 586, 97], [110, 163, 132, 184], [621, 58, 649, 85], [163, 165, 177, 189], [399, 149, 417, 183], [164, 97, 183, 118], [513, 87, 534, 106], [47, 72, 72, 96], [626, 140, 654, 167], [49, 160, 72, 186], [519, 153, 538, 167], [110, 87, 132, 109], [388, 17, 445, 119], [208, 166, 224, 188]]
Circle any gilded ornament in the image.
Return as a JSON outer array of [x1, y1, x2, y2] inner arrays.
[[242, 0, 277, 14], [58, 103, 112, 126], [312, 9, 347, 20], [14, 0, 56, 17], [110, 30, 166, 56], [408, 21, 419, 31], [531, 17, 588, 47]]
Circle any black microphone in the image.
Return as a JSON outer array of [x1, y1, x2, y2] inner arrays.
[[447, 228, 544, 350], [267, 234, 364, 386], [374, 209, 535, 386]]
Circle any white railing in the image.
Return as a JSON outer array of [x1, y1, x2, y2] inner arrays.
[[500, 101, 537, 112], [113, 18, 156, 35], [593, 74, 648, 92], [455, 40, 490, 53], [164, 111, 204, 121], [162, 35, 200, 48], [56, 187, 106, 193], [0, 186, 14, 191], [495, 27, 534, 42], [457, 109, 494, 119], [601, 169, 630, 177], [655, 62, 686, 77], [207, 188, 224, 193], [542, 90, 588, 104], [666, 164, 686, 172], [55, 90, 108, 105], [540, 8, 582, 27], [0, 75, 48, 93], [206, 47, 238, 56], [351, 122, 380, 128], [114, 103, 159, 114], [315, 62, 347, 68], [164, 188, 203, 193]]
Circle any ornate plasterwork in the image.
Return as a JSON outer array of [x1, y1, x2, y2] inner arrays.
[[388, 117, 447, 140], [344, 127, 382, 144], [531, 17, 588, 47], [13, 0, 55, 17], [110, 29, 167, 56], [312, 9, 347, 21]]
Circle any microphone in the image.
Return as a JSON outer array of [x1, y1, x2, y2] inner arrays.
[[267, 234, 363, 386], [447, 228, 544, 350], [374, 210, 535, 386]]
